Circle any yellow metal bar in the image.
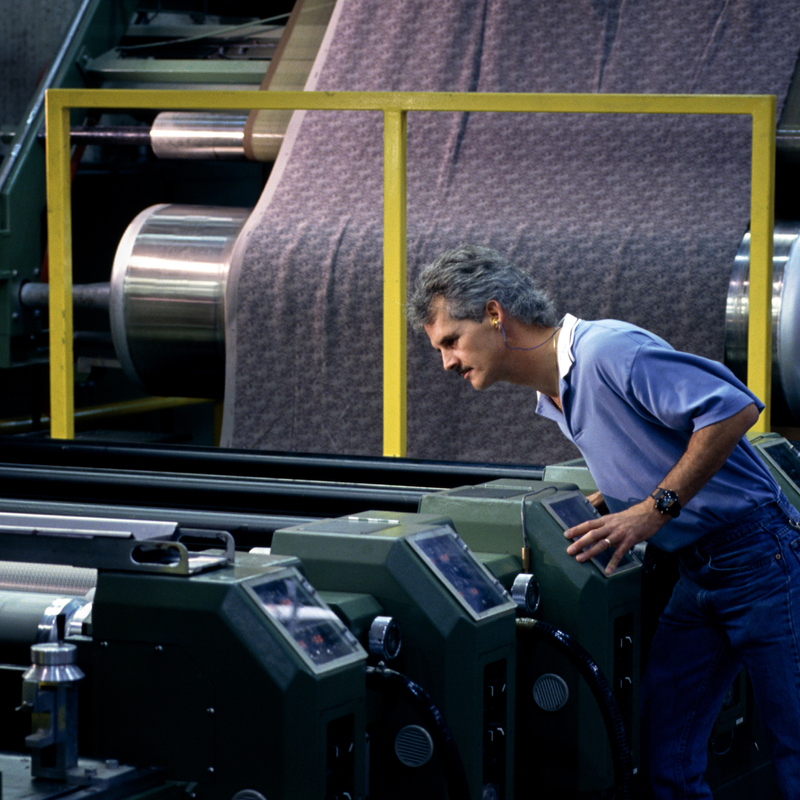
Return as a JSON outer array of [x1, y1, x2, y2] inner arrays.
[[747, 96, 777, 432], [45, 88, 777, 449], [45, 91, 75, 439], [47, 87, 765, 116], [383, 109, 408, 457]]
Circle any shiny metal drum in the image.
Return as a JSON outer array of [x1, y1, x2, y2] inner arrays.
[[150, 112, 249, 160], [110, 204, 250, 398], [726, 221, 800, 422]]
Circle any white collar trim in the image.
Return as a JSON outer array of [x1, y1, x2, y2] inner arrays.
[[556, 313, 579, 378]]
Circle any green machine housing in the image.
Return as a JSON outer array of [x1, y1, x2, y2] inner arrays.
[[88, 551, 368, 800], [544, 445, 800, 800], [420, 480, 641, 797], [748, 432, 800, 510], [270, 511, 518, 800]]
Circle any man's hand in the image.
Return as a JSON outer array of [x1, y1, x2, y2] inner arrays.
[[564, 499, 668, 575]]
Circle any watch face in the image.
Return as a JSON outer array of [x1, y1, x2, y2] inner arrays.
[[654, 489, 680, 516]]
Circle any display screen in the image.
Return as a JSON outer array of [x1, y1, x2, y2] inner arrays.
[[761, 441, 800, 489], [541, 491, 638, 575], [544, 493, 600, 529], [247, 570, 363, 671], [409, 526, 513, 619]]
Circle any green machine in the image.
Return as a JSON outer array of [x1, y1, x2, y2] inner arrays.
[[419, 480, 641, 798], [0, 513, 368, 800], [270, 510, 518, 800], [542, 460, 599, 494], [748, 431, 800, 509], [543, 448, 793, 800]]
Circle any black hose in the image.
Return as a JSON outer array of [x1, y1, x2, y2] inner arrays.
[[365, 664, 472, 800], [516, 618, 633, 800]]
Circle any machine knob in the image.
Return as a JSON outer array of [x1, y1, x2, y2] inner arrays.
[[32, 642, 76, 665], [368, 615, 402, 661], [511, 573, 541, 616], [24, 643, 84, 684]]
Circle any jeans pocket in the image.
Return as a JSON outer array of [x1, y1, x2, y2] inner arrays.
[[790, 535, 800, 567], [704, 532, 779, 577]]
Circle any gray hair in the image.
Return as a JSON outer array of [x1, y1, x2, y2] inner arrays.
[[408, 244, 558, 329]]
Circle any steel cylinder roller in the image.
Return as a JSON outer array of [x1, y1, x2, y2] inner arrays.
[[726, 221, 800, 423], [109, 204, 250, 399], [149, 113, 250, 160]]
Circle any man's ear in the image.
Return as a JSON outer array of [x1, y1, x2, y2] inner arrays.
[[485, 299, 503, 325]]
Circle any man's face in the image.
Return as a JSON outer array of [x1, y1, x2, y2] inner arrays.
[[424, 297, 502, 390]]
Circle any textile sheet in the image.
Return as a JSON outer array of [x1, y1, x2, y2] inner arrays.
[[222, 0, 800, 465]]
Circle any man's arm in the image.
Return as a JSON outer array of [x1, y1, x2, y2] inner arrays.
[[563, 403, 761, 575]]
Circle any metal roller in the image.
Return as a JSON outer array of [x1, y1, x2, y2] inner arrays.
[[150, 112, 250, 160], [110, 204, 251, 399], [0, 561, 96, 596], [726, 221, 800, 422], [0, 590, 92, 664]]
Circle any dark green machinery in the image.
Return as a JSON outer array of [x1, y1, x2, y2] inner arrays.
[[0, 515, 369, 800], [419, 480, 642, 798], [748, 431, 800, 510], [271, 510, 518, 800], [540, 451, 794, 800], [90, 558, 368, 800]]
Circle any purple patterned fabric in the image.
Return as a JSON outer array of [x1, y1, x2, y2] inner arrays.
[[222, 0, 800, 465]]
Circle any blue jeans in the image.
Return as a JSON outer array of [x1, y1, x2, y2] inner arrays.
[[640, 494, 800, 799]]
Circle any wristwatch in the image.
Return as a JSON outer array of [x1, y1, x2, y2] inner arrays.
[[651, 488, 681, 518]]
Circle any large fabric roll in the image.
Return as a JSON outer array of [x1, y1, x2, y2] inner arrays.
[[222, 0, 800, 465]]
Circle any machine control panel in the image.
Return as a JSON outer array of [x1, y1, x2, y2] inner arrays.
[[757, 437, 800, 489], [408, 526, 515, 620], [244, 567, 365, 673], [540, 491, 639, 575]]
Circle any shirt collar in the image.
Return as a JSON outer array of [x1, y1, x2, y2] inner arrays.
[[556, 313, 579, 378], [535, 313, 580, 414]]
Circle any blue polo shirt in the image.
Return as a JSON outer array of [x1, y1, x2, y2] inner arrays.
[[536, 315, 780, 551]]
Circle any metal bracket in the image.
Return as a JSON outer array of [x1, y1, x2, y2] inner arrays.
[[0, 512, 234, 575]]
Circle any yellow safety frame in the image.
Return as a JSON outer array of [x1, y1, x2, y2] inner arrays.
[[45, 89, 776, 453]]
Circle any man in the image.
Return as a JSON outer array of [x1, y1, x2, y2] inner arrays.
[[408, 243, 800, 799]]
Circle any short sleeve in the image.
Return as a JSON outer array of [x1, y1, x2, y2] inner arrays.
[[626, 342, 763, 433]]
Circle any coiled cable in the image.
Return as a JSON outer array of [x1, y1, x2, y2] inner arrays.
[[516, 618, 633, 800], [365, 664, 471, 800]]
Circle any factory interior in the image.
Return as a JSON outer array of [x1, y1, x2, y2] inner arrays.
[[3, 1, 800, 798]]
